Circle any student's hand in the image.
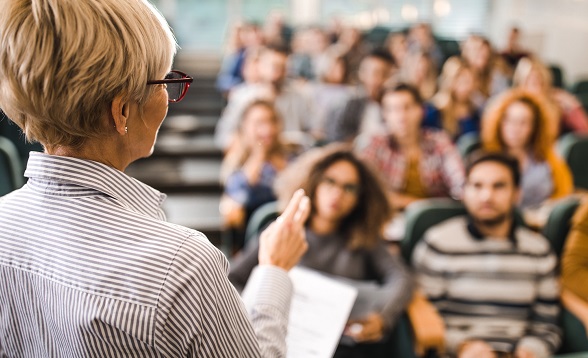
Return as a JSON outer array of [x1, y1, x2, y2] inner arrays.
[[458, 340, 497, 358], [258, 189, 310, 271], [344, 313, 386, 343], [514, 347, 537, 358], [553, 90, 581, 111]]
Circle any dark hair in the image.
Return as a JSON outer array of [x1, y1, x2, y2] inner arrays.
[[365, 48, 394, 66], [382, 82, 424, 106], [465, 150, 521, 187], [275, 145, 392, 250], [262, 43, 290, 57]]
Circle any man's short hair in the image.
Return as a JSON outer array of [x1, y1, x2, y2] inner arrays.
[[261, 43, 290, 57], [383, 83, 424, 106], [465, 151, 521, 187], [364, 48, 394, 66]]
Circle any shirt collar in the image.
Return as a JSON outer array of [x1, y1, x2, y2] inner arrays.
[[24, 152, 166, 219], [466, 213, 518, 246]]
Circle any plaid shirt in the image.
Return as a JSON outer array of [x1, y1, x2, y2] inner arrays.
[[359, 129, 465, 199]]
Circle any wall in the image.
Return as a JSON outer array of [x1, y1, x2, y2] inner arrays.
[[487, 0, 588, 86]]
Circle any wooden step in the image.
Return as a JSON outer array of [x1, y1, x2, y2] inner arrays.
[[161, 114, 218, 135], [126, 157, 222, 193]]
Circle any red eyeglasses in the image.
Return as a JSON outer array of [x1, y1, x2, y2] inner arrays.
[[147, 70, 193, 102]]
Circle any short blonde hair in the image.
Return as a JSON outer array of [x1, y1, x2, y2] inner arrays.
[[0, 0, 177, 148]]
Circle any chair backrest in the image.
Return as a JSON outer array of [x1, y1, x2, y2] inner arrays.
[[542, 197, 581, 257], [0, 118, 43, 173], [572, 79, 588, 95], [456, 132, 481, 159], [558, 133, 588, 190], [0, 136, 24, 196], [401, 198, 466, 263], [549, 64, 565, 89], [244, 201, 279, 247]]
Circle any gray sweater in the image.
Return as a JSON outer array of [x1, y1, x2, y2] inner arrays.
[[229, 228, 413, 329]]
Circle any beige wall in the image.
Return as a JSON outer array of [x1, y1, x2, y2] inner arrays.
[[488, 0, 588, 86]]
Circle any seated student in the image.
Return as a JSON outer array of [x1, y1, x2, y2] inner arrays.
[[358, 83, 465, 212], [413, 151, 561, 358], [324, 49, 394, 143], [399, 50, 438, 101], [303, 49, 352, 140], [220, 100, 290, 245], [561, 198, 588, 302], [229, 145, 413, 358], [513, 57, 588, 135], [215, 44, 316, 151], [481, 89, 573, 211], [429, 59, 481, 141]]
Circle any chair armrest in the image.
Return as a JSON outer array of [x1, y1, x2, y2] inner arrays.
[[562, 288, 588, 336], [407, 290, 446, 356]]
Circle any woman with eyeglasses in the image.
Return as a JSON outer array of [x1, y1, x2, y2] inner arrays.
[[0, 0, 311, 357], [230, 145, 413, 358]]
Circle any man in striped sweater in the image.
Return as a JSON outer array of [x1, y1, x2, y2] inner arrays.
[[413, 152, 561, 358]]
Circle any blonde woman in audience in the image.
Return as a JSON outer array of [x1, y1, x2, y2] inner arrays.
[[514, 57, 588, 134], [461, 35, 510, 100], [400, 50, 438, 101], [230, 145, 413, 358], [481, 89, 573, 212], [220, 100, 290, 239], [432, 59, 481, 141], [359, 84, 465, 212], [386, 32, 408, 70]]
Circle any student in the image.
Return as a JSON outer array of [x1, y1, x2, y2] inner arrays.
[[481, 89, 573, 210], [513, 57, 588, 135], [324, 49, 394, 143], [230, 145, 413, 358], [414, 151, 561, 358], [215, 44, 316, 150], [359, 84, 465, 212], [220, 100, 290, 246], [430, 59, 481, 141]]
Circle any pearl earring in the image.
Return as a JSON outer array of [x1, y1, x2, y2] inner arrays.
[[125, 126, 128, 134]]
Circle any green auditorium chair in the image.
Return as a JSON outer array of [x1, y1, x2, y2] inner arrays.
[[558, 133, 588, 191], [543, 197, 581, 256], [401, 198, 466, 264], [572, 80, 588, 95], [0, 136, 24, 196], [243, 200, 279, 247], [550, 64, 565, 89], [455, 132, 481, 160]]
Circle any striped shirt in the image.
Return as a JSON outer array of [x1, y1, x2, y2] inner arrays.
[[0, 152, 292, 357], [413, 216, 560, 358]]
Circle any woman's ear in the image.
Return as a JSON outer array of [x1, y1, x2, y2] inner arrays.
[[111, 95, 129, 136]]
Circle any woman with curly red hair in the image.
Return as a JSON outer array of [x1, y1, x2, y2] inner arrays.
[[481, 89, 573, 209]]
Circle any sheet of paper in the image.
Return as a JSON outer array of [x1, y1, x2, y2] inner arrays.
[[286, 267, 358, 358]]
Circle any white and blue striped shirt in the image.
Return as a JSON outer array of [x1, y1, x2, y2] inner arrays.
[[0, 152, 292, 357]]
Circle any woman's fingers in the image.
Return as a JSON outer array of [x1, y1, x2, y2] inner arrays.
[[278, 189, 305, 225], [293, 196, 311, 226]]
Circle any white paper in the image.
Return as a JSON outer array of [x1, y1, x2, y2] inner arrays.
[[286, 267, 358, 358]]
